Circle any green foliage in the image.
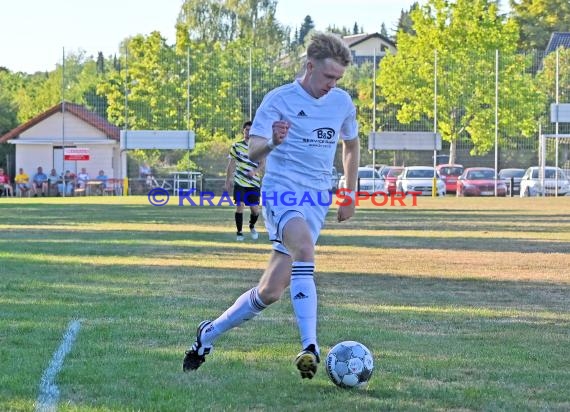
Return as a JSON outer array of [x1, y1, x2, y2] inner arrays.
[[379, 0, 545, 159], [535, 48, 570, 135], [536, 48, 570, 105], [0, 72, 18, 135], [176, 150, 198, 171], [97, 32, 187, 131], [128, 149, 162, 170], [177, 0, 288, 50], [298, 15, 315, 46], [190, 138, 232, 177], [510, 0, 570, 51], [0, 51, 110, 123], [395, 2, 419, 39]]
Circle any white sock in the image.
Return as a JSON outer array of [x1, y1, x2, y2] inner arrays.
[[290, 261, 318, 351], [202, 287, 267, 345]]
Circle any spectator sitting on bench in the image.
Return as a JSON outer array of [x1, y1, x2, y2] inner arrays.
[[47, 168, 59, 196], [15, 168, 31, 197], [32, 166, 49, 197], [76, 168, 90, 190], [58, 170, 75, 196], [0, 167, 14, 197], [96, 170, 108, 193]]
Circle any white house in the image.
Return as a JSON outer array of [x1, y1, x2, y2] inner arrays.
[[0, 102, 120, 179], [281, 32, 397, 69], [342, 32, 397, 65]]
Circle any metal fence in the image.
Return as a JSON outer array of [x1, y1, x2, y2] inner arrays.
[[56, 45, 570, 176]]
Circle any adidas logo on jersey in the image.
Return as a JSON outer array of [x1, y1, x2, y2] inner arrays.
[[293, 291, 309, 300], [297, 110, 307, 117]]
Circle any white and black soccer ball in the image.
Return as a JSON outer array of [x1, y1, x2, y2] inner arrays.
[[325, 340, 374, 388]]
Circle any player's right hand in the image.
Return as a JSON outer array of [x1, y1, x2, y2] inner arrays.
[[271, 120, 290, 146]]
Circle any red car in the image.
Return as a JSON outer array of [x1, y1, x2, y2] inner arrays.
[[381, 166, 404, 194], [456, 167, 507, 197], [436, 164, 464, 194]]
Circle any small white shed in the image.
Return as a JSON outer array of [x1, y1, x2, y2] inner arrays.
[[0, 101, 120, 179]]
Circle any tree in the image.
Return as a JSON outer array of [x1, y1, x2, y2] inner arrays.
[[0, 71, 18, 135], [510, 0, 570, 51], [96, 52, 106, 75], [353, 22, 360, 35], [394, 3, 418, 40], [326, 25, 351, 37], [176, 0, 288, 51], [535, 48, 570, 138], [97, 32, 187, 131], [7, 51, 106, 122], [380, 23, 389, 39], [298, 15, 315, 46], [379, 0, 545, 163]]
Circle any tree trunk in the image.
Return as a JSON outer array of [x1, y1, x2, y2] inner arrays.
[[449, 139, 457, 165]]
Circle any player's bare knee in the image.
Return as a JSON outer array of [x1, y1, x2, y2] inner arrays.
[[257, 285, 283, 305], [289, 241, 314, 262]]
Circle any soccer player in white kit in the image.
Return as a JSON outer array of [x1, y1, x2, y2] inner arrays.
[[183, 32, 360, 380]]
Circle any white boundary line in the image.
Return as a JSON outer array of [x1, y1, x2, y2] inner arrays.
[[35, 320, 81, 412]]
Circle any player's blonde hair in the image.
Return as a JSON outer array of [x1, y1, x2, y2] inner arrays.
[[306, 32, 352, 67]]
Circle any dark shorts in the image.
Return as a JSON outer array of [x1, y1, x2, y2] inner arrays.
[[233, 184, 261, 206]]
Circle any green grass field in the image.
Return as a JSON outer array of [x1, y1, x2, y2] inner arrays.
[[1, 196, 569, 411]]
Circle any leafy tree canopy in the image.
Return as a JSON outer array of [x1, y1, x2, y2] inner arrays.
[[380, 0, 545, 160], [510, 0, 570, 51]]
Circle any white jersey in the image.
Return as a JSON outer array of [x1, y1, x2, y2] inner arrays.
[[250, 80, 358, 191]]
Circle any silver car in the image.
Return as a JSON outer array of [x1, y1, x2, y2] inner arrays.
[[338, 167, 384, 195], [520, 167, 570, 197], [396, 166, 446, 196]]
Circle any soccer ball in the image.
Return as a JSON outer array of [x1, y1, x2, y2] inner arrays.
[[325, 341, 374, 388]]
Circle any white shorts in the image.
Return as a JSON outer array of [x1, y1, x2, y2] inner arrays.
[[262, 186, 331, 255]]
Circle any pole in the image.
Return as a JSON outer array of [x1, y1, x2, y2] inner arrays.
[[61, 47, 66, 197], [540, 124, 545, 197], [372, 48, 377, 190], [249, 48, 253, 121], [186, 46, 190, 131], [122, 45, 129, 196], [187, 45, 191, 183], [495, 49, 499, 197], [555, 49, 560, 196], [432, 50, 438, 197]]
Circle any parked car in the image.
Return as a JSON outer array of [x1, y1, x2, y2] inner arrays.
[[498, 168, 525, 196], [456, 167, 507, 197], [435, 164, 464, 194], [338, 167, 383, 195], [365, 164, 386, 171], [396, 166, 446, 196], [380, 166, 404, 194], [330, 166, 341, 191], [519, 166, 570, 197]]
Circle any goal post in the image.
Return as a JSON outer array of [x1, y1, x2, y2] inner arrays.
[[368, 131, 442, 151], [119, 130, 196, 194]]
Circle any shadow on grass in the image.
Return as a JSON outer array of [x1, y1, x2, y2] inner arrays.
[[3, 203, 570, 231], [1, 227, 568, 254], [2, 255, 568, 314]]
